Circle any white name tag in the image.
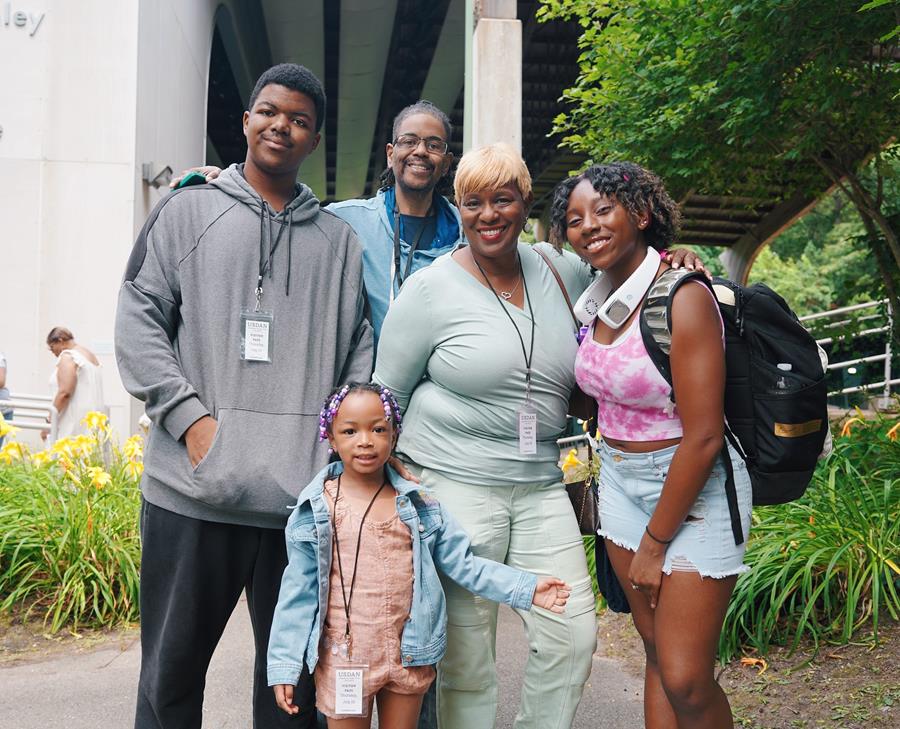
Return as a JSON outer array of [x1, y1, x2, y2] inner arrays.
[[518, 402, 538, 455], [240, 309, 274, 363], [334, 666, 366, 716]]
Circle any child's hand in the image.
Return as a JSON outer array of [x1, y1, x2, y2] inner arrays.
[[274, 684, 300, 715], [533, 577, 571, 613]]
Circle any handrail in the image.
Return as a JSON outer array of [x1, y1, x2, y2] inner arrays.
[[0, 394, 57, 442], [799, 299, 894, 403], [799, 299, 888, 322]]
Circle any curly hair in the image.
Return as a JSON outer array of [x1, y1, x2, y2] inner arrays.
[[379, 100, 454, 196], [548, 162, 681, 252], [318, 382, 403, 443]]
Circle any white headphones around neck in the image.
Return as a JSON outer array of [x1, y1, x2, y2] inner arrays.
[[573, 247, 660, 329]]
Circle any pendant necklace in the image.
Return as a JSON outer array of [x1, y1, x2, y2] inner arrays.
[[498, 272, 522, 300]]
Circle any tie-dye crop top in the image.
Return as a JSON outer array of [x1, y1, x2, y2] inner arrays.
[[574, 283, 723, 441]]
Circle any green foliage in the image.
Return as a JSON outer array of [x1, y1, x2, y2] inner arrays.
[[0, 425, 143, 631], [538, 0, 898, 198], [719, 413, 900, 661], [539, 0, 900, 319]]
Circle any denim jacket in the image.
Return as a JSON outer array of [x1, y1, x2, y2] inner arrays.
[[267, 462, 537, 686], [326, 190, 462, 341]]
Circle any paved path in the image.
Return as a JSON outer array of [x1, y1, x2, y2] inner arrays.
[[0, 598, 642, 728]]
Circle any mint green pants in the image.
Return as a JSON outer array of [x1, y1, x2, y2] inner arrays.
[[415, 466, 597, 729]]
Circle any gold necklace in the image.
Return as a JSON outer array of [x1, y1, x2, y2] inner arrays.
[[498, 272, 522, 300]]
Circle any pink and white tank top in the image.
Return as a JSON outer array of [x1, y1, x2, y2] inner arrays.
[[574, 283, 723, 442]]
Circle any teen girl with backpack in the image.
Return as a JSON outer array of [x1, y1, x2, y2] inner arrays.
[[549, 162, 752, 729]]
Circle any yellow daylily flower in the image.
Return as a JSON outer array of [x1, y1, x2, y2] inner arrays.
[[561, 448, 584, 473], [0, 441, 28, 463], [887, 421, 900, 441], [125, 459, 144, 480], [0, 413, 19, 438], [123, 435, 143, 460], [87, 466, 112, 490], [31, 450, 52, 468], [51, 437, 77, 459], [82, 411, 109, 431], [840, 417, 863, 438]]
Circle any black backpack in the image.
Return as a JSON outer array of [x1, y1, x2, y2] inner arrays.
[[640, 269, 829, 545]]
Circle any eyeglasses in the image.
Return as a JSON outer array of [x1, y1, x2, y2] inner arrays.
[[393, 134, 449, 155]]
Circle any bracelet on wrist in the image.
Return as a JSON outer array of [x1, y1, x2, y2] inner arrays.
[[645, 524, 673, 545]]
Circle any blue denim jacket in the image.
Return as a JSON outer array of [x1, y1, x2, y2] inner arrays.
[[267, 462, 537, 686]]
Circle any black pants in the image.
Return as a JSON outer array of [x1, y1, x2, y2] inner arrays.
[[134, 500, 317, 729]]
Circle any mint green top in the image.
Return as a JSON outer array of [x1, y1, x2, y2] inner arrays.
[[373, 242, 594, 487]]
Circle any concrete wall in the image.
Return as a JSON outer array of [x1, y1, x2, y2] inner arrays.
[[0, 0, 245, 443], [0, 0, 140, 444]]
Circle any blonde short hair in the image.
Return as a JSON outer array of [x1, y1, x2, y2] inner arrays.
[[453, 143, 532, 201]]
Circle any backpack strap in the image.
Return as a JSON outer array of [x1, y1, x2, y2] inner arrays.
[[640, 268, 745, 546], [639, 268, 711, 395], [533, 246, 580, 331]]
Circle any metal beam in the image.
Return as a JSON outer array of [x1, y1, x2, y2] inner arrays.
[[260, 0, 327, 198], [419, 0, 466, 114], [335, 0, 399, 199]]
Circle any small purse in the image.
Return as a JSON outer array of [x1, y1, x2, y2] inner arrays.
[[564, 438, 599, 536]]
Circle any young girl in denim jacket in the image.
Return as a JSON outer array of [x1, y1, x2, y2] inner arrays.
[[267, 383, 570, 728]]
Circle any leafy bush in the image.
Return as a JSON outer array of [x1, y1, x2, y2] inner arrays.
[[0, 413, 143, 631], [720, 412, 900, 661]]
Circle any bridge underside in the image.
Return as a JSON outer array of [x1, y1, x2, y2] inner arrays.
[[203, 0, 827, 281]]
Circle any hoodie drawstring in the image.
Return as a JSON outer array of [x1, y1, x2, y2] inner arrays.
[[257, 199, 294, 300], [286, 209, 293, 297]]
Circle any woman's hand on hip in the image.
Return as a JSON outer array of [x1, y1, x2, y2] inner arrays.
[[628, 533, 667, 609]]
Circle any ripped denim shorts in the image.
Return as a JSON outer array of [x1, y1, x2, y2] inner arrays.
[[597, 441, 752, 579]]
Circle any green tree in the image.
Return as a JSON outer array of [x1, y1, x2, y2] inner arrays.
[[538, 0, 900, 331]]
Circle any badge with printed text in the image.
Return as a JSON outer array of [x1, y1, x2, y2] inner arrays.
[[517, 400, 538, 455], [333, 663, 369, 717], [240, 308, 274, 362]]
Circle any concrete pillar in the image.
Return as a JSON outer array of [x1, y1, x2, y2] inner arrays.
[[467, 0, 521, 152]]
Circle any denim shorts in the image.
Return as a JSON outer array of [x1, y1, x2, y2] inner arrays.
[[598, 441, 752, 579]]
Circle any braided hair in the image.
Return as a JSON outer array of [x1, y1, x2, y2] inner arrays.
[[548, 162, 681, 252], [318, 383, 403, 445]]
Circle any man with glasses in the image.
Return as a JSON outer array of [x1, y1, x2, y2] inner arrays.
[[175, 100, 461, 341], [327, 100, 461, 339]]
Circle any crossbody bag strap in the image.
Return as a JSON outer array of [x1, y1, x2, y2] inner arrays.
[[533, 246, 580, 330]]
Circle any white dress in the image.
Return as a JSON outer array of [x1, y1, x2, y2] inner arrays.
[[49, 349, 105, 440]]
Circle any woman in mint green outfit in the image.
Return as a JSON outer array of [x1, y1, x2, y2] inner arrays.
[[373, 143, 598, 729]]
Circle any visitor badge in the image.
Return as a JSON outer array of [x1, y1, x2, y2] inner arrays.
[[240, 309, 274, 362], [517, 401, 538, 455], [334, 664, 368, 717]]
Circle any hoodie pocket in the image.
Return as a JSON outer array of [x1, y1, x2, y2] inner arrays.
[[190, 408, 317, 518]]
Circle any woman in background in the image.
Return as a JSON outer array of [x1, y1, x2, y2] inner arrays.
[[45, 327, 104, 440]]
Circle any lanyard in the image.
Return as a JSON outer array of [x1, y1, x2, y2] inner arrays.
[[332, 474, 389, 645], [255, 201, 289, 311], [473, 252, 536, 399], [392, 206, 434, 291]]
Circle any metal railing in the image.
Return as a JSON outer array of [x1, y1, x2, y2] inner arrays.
[[800, 299, 896, 406], [0, 393, 57, 443]]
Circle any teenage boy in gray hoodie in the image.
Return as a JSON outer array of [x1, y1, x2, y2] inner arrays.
[[115, 63, 373, 729]]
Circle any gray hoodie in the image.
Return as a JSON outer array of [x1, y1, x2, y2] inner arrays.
[[115, 164, 374, 528]]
